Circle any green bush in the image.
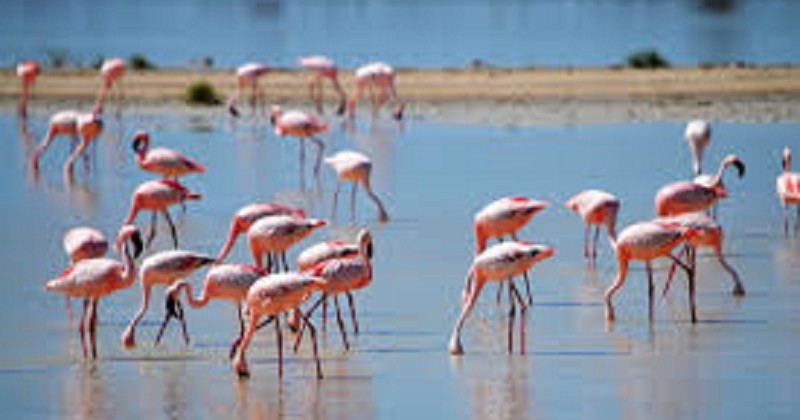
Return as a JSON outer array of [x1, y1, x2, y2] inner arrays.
[[46, 49, 72, 69], [185, 81, 220, 105], [129, 54, 156, 70], [626, 49, 670, 69]]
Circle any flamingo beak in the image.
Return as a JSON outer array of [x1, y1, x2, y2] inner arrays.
[[130, 230, 144, 259], [733, 159, 746, 178]]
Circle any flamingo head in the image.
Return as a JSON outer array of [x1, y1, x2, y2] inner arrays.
[[131, 130, 150, 154], [357, 228, 374, 259], [115, 224, 143, 259], [308, 218, 328, 231], [723, 154, 746, 179], [269, 105, 281, 126], [524, 243, 556, 265], [783, 147, 792, 172]]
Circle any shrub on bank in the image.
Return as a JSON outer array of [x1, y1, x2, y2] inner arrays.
[[185, 81, 220, 105], [129, 54, 157, 71], [626, 49, 670, 69]]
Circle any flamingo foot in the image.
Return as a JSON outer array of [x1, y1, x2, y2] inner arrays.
[[448, 335, 464, 355]]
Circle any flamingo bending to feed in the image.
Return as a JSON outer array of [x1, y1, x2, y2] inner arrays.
[[131, 130, 205, 179], [233, 272, 328, 379], [121, 249, 215, 348], [45, 225, 143, 359], [565, 189, 620, 263], [448, 242, 555, 355], [655, 154, 745, 217], [298, 56, 347, 115], [122, 179, 202, 249], [226, 62, 271, 117], [347, 62, 404, 121], [325, 150, 390, 223], [17, 61, 40, 119], [248, 215, 327, 272], [215, 203, 306, 263], [31, 111, 103, 177], [93, 58, 126, 115], [685, 119, 711, 177], [777, 147, 800, 237], [270, 106, 327, 179]]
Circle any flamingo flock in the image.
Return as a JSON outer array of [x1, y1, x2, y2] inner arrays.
[[23, 58, 787, 381]]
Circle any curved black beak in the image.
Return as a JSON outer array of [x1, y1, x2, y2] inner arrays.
[[733, 159, 746, 178]]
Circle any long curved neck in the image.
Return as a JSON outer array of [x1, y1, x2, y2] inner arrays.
[[216, 220, 243, 262], [175, 282, 211, 309], [120, 242, 137, 289], [712, 159, 732, 186], [360, 242, 372, 279]]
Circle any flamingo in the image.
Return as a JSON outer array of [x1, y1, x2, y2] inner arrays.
[[215, 203, 306, 263], [162, 264, 266, 355], [324, 150, 390, 223], [295, 229, 373, 350], [248, 215, 327, 272], [270, 105, 327, 180], [655, 154, 745, 217], [685, 119, 711, 177], [298, 56, 347, 115], [45, 225, 143, 359], [31, 111, 103, 177], [226, 62, 271, 117], [233, 272, 327, 379], [131, 130, 205, 179], [93, 58, 126, 115], [776, 147, 800, 237], [121, 249, 215, 349], [347, 62, 404, 121], [122, 179, 202, 249], [604, 220, 698, 323], [565, 189, 620, 263], [59, 226, 111, 318], [17, 61, 39, 119], [448, 241, 555, 355], [659, 212, 745, 297]]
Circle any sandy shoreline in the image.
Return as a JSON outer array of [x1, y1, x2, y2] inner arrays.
[[3, 67, 799, 125]]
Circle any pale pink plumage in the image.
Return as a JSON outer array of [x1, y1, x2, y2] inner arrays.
[[325, 150, 389, 223], [216, 203, 307, 263], [247, 215, 327, 272], [132, 130, 205, 179]]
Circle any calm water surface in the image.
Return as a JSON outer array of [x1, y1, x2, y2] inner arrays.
[[3, 0, 799, 68], [1, 108, 799, 419]]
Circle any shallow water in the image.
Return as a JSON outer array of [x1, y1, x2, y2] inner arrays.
[[3, 0, 799, 69], [1, 108, 799, 418]]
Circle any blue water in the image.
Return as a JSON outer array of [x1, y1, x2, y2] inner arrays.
[[3, 0, 799, 69]]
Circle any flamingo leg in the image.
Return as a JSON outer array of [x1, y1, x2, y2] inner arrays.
[[274, 316, 284, 379], [280, 252, 289, 272], [122, 283, 152, 349], [510, 282, 528, 355], [162, 209, 179, 249], [292, 294, 325, 353], [146, 211, 158, 248], [229, 304, 246, 360], [522, 270, 533, 306], [333, 294, 350, 351], [668, 252, 697, 323], [448, 279, 485, 355], [362, 178, 389, 223], [299, 309, 323, 379], [604, 255, 630, 322], [309, 136, 325, 179], [331, 182, 341, 221], [646, 261, 654, 323], [79, 298, 89, 359], [796, 206, 800, 236], [507, 278, 516, 354], [783, 205, 789, 237], [583, 223, 590, 259], [88, 299, 99, 359], [592, 225, 601, 260], [350, 182, 358, 223], [663, 245, 689, 298], [233, 312, 260, 378], [712, 243, 745, 296], [346, 292, 359, 334]]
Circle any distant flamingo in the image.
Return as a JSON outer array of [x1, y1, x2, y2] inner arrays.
[[17, 61, 40, 119], [248, 215, 327, 272], [325, 150, 390, 223], [270, 106, 327, 180], [93, 58, 126, 115], [655, 154, 745, 217], [347, 62, 404, 121], [298, 56, 347, 115], [215, 203, 307, 263], [233, 272, 327, 378], [45, 225, 143, 359], [121, 249, 215, 349], [685, 119, 711, 177], [30, 111, 103, 177], [131, 130, 205, 179], [122, 179, 202, 249], [604, 220, 698, 323], [777, 147, 800, 237], [162, 264, 266, 354], [565, 189, 620, 263], [448, 242, 555, 355], [226, 62, 271, 117]]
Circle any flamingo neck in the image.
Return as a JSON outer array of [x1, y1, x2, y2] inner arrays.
[[121, 241, 137, 289], [216, 221, 244, 262], [176, 282, 211, 309]]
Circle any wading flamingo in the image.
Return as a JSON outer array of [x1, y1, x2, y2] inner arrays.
[[565, 189, 620, 263], [17, 61, 39, 119], [45, 225, 143, 359], [298, 56, 347, 115], [122, 179, 202, 249], [248, 215, 327, 272], [61, 226, 110, 316], [233, 272, 327, 379], [270, 105, 327, 180], [655, 154, 745, 217], [121, 249, 215, 348], [685, 119, 711, 177], [131, 130, 205, 179], [448, 242, 555, 355], [215, 203, 306, 263], [93, 58, 126, 115], [777, 147, 800, 237], [347, 62, 404, 121], [325, 150, 390, 223], [31, 111, 103, 178], [226, 62, 271, 117]]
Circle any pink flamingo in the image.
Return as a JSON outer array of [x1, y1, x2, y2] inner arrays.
[[777, 147, 800, 237], [270, 105, 327, 179], [604, 220, 698, 323], [655, 154, 745, 217], [121, 249, 215, 349], [298, 56, 347, 115], [122, 179, 202, 249], [565, 189, 620, 263], [247, 215, 327, 272], [233, 272, 327, 379], [93, 58, 126, 115], [215, 203, 306, 263], [324, 150, 390, 223], [17, 61, 40, 119], [685, 119, 711, 177], [45, 225, 143, 359], [226, 62, 271, 117], [31, 111, 103, 177], [347, 62, 404, 121], [131, 130, 205, 179], [448, 242, 555, 355], [60, 226, 110, 316]]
